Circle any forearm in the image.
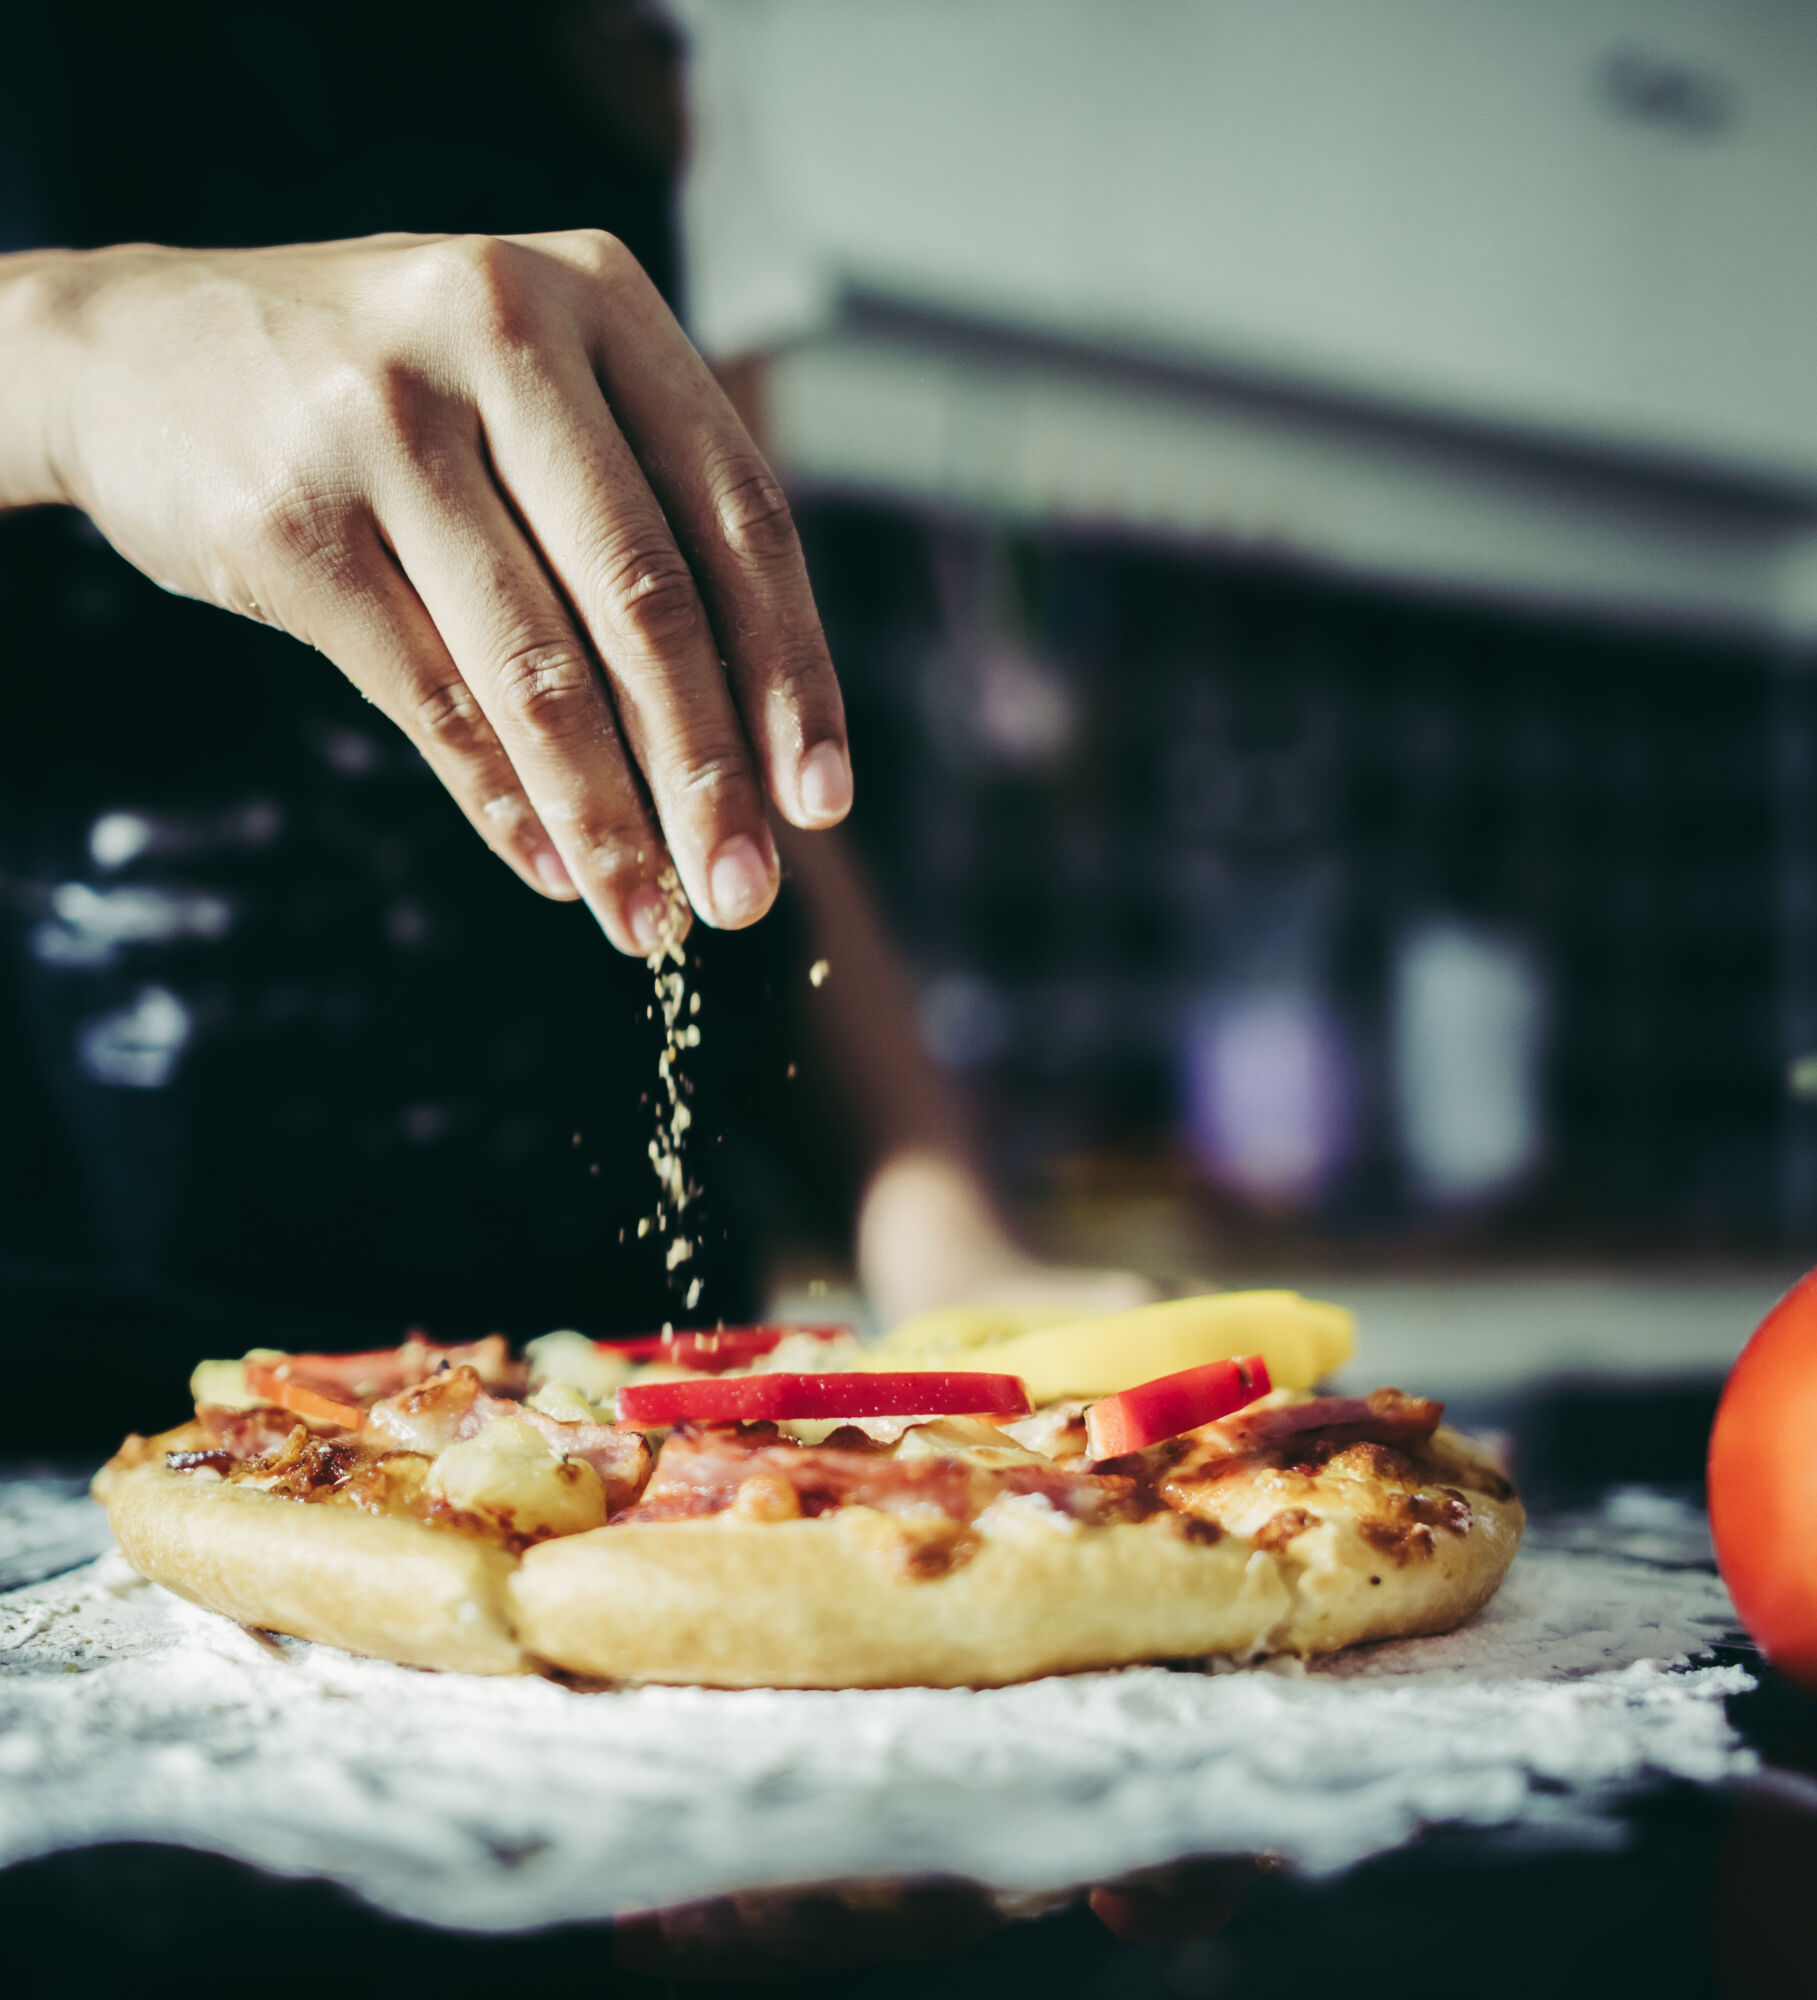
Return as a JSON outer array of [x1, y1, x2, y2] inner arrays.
[[774, 822, 1034, 1312], [777, 820, 976, 1169], [0, 249, 88, 513]]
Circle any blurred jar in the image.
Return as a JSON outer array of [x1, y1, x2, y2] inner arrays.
[[1390, 916, 1549, 1211]]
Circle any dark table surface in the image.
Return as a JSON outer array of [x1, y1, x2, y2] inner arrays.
[[6, 1372, 1815, 2000]]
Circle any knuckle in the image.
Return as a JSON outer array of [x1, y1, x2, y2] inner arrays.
[[670, 745, 750, 805], [240, 477, 323, 562], [409, 674, 488, 748], [239, 478, 361, 590], [491, 641, 599, 737], [602, 547, 705, 653], [581, 823, 660, 887], [758, 648, 830, 714], [563, 227, 634, 283], [435, 232, 538, 348], [710, 453, 799, 563]]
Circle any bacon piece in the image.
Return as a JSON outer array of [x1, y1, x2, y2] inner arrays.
[[617, 1422, 1132, 1527], [512, 1404, 652, 1512], [194, 1404, 311, 1460], [166, 1448, 234, 1475], [365, 1366, 651, 1509]]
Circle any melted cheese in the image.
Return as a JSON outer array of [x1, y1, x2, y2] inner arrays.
[[426, 1416, 607, 1538], [188, 1350, 288, 1412], [524, 1330, 634, 1402]]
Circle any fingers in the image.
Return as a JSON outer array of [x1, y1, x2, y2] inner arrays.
[[479, 347, 782, 933], [377, 456, 691, 958], [540, 230, 852, 833], [289, 527, 580, 904]]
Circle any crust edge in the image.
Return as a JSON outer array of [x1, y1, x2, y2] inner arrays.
[[95, 1459, 526, 1675]]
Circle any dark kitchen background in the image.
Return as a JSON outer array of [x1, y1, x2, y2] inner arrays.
[[4, 0, 1817, 1450]]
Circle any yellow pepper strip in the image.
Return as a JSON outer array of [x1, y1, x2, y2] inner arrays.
[[876, 1301, 1084, 1359], [879, 1290, 1353, 1399]]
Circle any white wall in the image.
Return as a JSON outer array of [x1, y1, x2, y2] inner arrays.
[[678, 0, 1817, 632], [682, 0, 1817, 483]]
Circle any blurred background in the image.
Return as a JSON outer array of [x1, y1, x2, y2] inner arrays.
[[679, 0, 1817, 1389], [3, 0, 1814, 1446]]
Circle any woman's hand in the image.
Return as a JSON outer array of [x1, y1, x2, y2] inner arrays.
[[0, 233, 850, 953]]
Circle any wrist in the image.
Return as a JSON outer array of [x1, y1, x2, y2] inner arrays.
[[0, 247, 100, 512]]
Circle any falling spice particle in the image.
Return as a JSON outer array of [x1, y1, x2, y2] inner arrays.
[[639, 871, 706, 1309], [685, 1277, 702, 1309], [809, 958, 830, 988], [786, 1062, 797, 1079]]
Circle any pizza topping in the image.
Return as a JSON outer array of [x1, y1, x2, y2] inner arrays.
[[189, 1352, 290, 1413], [244, 1360, 369, 1430], [1083, 1357, 1271, 1462], [880, 1290, 1353, 1397], [621, 1423, 971, 1523], [1151, 1421, 1475, 1563], [618, 1421, 1136, 1535], [217, 1336, 528, 1433], [508, 1403, 652, 1512], [616, 1370, 1032, 1428], [526, 1329, 637, 1402], [426, 1416, 610, 1540], [191, 1402, 314, 1460], [1000, 1400, 1092, 1463], [526, 1379, 606, 1424], [1203, 1387, 1443, 1457], [891, 1416, 1059, 1473], [165, 1447, 234, 1476], [365, 1364, 495, 1453], [601, 1324, 851, 1373], [358, 1363, 651, 1511]]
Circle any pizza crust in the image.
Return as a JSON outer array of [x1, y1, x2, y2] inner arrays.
[[509, 1435, 1522, 1688], [94, 1459, 525, 1675], [93, 1422, 1520, 1689], [509, 1513, 1286, 1687]]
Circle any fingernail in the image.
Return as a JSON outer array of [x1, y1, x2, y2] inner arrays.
[[627, 888, 670, 956], [708, 833, 775, 926], [534, 848, 575, 896], [797, 740, 853, 822]]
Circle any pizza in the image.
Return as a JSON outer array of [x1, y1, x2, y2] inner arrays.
[[91, 1295, 1523, 1687]]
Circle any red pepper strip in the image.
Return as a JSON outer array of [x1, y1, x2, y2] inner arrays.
[[617, 1370, 1031, 1427], [602, 1325, 850, 1372], [244, 1361, 368, 1430], [1084, 1356, 1272, 1461]]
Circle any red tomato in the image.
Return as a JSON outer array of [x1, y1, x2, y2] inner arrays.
[[602, 1326, 849, 1373], [1708, 1267, 1817, 1688], [1084, 1356, 1271, 1461], [616, 1370, 1031, 1427]]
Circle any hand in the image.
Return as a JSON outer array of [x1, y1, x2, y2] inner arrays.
[[0, 234, 850, 953]]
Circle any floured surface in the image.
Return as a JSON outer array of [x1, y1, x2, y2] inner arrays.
[[0, 1483, 1753, 1932]]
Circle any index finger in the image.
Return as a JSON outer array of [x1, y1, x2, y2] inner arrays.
[[540, 231, 853, 832]]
